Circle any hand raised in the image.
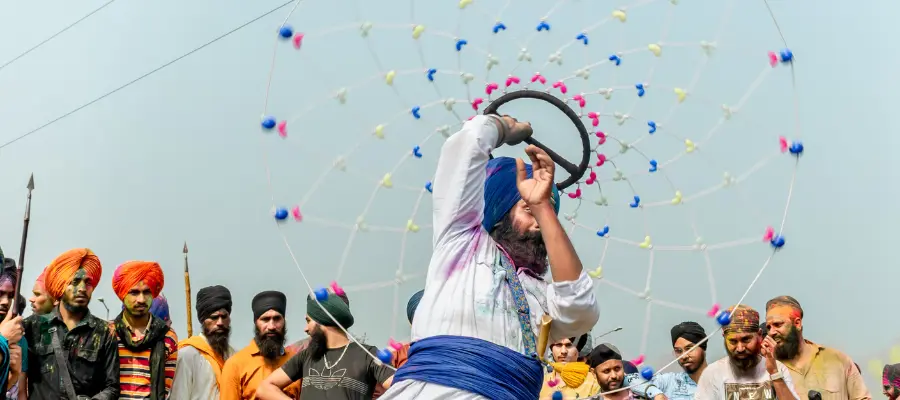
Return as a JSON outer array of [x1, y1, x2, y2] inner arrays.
[[516, 145, 556, 207], [0, 311, 23, 344], [760, 335, 778, 373]]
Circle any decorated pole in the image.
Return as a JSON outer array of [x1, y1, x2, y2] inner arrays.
[[184, 242, 193, 337], [12, 174, 34, 316]]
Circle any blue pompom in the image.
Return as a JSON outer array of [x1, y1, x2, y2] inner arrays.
[[261, 116, 277, 130], [377, 348, 393, 364], [770, 235, 786, 248], [717, 310, 732, 326], [314, 287, 329, 301], [274, 207, 289, 220], [789, 142, 803, 155], [640, 366, 654, 380], [552, 391, 563, 400], [279, 25, 294, 39]]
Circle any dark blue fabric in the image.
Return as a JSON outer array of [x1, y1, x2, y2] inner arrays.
[[406, 290, 424, 323], [482, 157, 561, 232], [394, 335, 543, 400]]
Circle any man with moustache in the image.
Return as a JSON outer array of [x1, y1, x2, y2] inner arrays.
[[696, 305, 799, 400], [381, 114, 598, 400], [258, 290, 394, 399], [171, 285, 236, 400], [28, 266, 56, 316], [641, 322, 711, 400], [221, 290, 301, 399], [586, 343, 633, 399], [883, 364, 900, 400], [541, 334, 596, 398], [764, 296, 870, 400]]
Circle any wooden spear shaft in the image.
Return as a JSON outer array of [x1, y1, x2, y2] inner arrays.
[[184, 242, 193, 337]]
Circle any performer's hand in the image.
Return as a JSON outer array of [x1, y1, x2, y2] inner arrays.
[[498, 115, 533, 145], [761, 335, 778, 374], [0, 312, 23, 344], [516, 145, 555, 208]]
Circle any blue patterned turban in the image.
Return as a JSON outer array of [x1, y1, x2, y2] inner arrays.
[[482, 157, 561, 232]]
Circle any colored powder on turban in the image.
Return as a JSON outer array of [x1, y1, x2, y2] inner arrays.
[[306, 293, 354, 329], [406, 289, 424, 324], [195, 285, 232, 322], [885, 363, 900, 390], [44, 248, 102, 299], [252, 290, 287, 320], [35, 266, 49, 290], [723, 304, 760, 334], [482, 157, 561, 232], [112, 261, 165, 301], [587, 344, 622, 369], [150, 293, 170, 324], [671, 321, 708, 350]]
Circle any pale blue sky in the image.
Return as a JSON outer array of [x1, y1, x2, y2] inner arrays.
[[0, 0, 896, 392]]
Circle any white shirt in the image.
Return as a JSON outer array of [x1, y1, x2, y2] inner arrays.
[[168, 335, 235, 400], [696, 356, 800, 400]]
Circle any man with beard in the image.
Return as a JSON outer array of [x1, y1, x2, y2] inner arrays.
[[221, 290, 301, 399], [764, 296, 870, 400], [695, 305, 799, 400], [541, 334, 596, 399], [28, 266, 56, 316], [110, 261, 179, 399], [382, 115, 599, 400], [171, 285, 236, 400], [258, 290, 394, 399], [23, 248, 120, 399], [640, 322, 710, 400], [586, 343, 633, 399], [883, 364, 900, 400]]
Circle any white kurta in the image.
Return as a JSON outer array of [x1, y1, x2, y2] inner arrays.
[[168, 335, 235, 400], [381, 115, 600, 399]]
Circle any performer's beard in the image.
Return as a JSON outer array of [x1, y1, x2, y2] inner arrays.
[[254, 326, 287, 360], [491, 214, 548, 276], [307, 324, 329, 361], [204, 325, 232, 359]]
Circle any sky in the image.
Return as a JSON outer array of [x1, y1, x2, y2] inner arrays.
[[0, 0, 897, 393]]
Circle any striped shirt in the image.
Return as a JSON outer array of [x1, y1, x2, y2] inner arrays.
[[114, 318, 178, 399]]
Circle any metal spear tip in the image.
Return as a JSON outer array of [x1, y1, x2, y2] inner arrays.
[[183, 242, 188, 254], [26, 174, 34, 190]]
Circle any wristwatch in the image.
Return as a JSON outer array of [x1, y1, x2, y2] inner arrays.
[[769, 371, 784, 381]]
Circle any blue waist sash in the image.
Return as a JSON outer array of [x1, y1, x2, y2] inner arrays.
[[393, 335, 543, 400]]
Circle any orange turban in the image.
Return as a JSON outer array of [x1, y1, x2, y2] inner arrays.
[[35, 266, 49, 290], [44, 248, 103, 299], [112, 261, 164, 301]]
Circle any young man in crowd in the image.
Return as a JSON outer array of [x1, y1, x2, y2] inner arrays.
[[28, 266, 55, 316], [641, 322, 710, 400], [171, 285, 235, 400], [541, 334, 595, 398], [110, 261, 178, 399]]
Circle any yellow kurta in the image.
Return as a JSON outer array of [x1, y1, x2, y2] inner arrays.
[[541, 370, 599, 399]]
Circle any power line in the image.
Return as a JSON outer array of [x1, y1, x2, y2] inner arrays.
[[0, 0, 295, 150], [0, 0, 120, 72]]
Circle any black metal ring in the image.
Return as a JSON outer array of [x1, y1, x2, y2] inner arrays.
[[483, 89, 591, 191]]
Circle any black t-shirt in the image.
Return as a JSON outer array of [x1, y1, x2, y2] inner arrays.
[[282, 344, 394, 399]]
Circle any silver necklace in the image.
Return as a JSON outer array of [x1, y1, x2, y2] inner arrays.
[[323, 345, 349, 369]]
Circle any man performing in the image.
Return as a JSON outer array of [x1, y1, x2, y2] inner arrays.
[[764, 296, 870, 400], [28, 266, 55, 316], [171, 285, 235, 400], [382, 114, 599, 399], [221, 290, 301, 399], [883, 364, 899, 400], [258, 291, 394, 399], [541, 335, 595, 399], [642, 322, 710, 400], [23, 248, 119, 399], [110, 261, 179, 400], [695, 305, 799, 400]]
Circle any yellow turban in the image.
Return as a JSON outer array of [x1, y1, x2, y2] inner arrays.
[[44, 248, 102, 299], [550, 361, 591, 389]]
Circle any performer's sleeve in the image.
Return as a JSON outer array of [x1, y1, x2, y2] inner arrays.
[[432, 115, 501, 247], [168, 348, 194, 400], [94, 331, 121, 400], [219, 357, 242, 400], [163, 331, 178, 395], [545, 271, 599, 339]]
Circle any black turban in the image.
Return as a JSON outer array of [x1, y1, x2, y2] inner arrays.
[[587, 343, 622, 368], [671, 321, 707, 350], [406, 290, 424, 324], [307, 293, 354, 329], [195, 285, 232, 322], [252, 290, 287, 320]]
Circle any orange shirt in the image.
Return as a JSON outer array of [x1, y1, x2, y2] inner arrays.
[[220, 340, 301, 400], [372, 342, 410, 399]]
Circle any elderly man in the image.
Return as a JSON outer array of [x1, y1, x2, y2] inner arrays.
[[221, 290, 300, 399], [382, 115, 599, 399], [110, 261, 178, 400], [28, 266, 55, 316], [258, 290, 394, 399], [23, 248, 119, 399], [765, 296, 870, 400], [171, 285, 235, 400], [695, 305, 799, 400]]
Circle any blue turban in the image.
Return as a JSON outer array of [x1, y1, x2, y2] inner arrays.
[[407, 289, 424, 323], [482, 157, 561, 232]]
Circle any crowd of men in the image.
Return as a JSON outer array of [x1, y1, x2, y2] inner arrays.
[[0, 114, 895, 399]]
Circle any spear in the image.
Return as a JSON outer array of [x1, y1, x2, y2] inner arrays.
[[12, 174, 34, 316], [184, 242, 193, 337]]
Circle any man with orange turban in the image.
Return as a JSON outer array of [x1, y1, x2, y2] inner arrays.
[[28, 266, 56, 316], [23, 248, 120, 399], [110, 260, 178, 400]]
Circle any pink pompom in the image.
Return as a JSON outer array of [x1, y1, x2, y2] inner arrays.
[[291, 206, 302, 222], [277, 121, 288, 138], [293, 33, 304, 49], [330, 281, 346, 297], [707, 303, 720, 317]]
